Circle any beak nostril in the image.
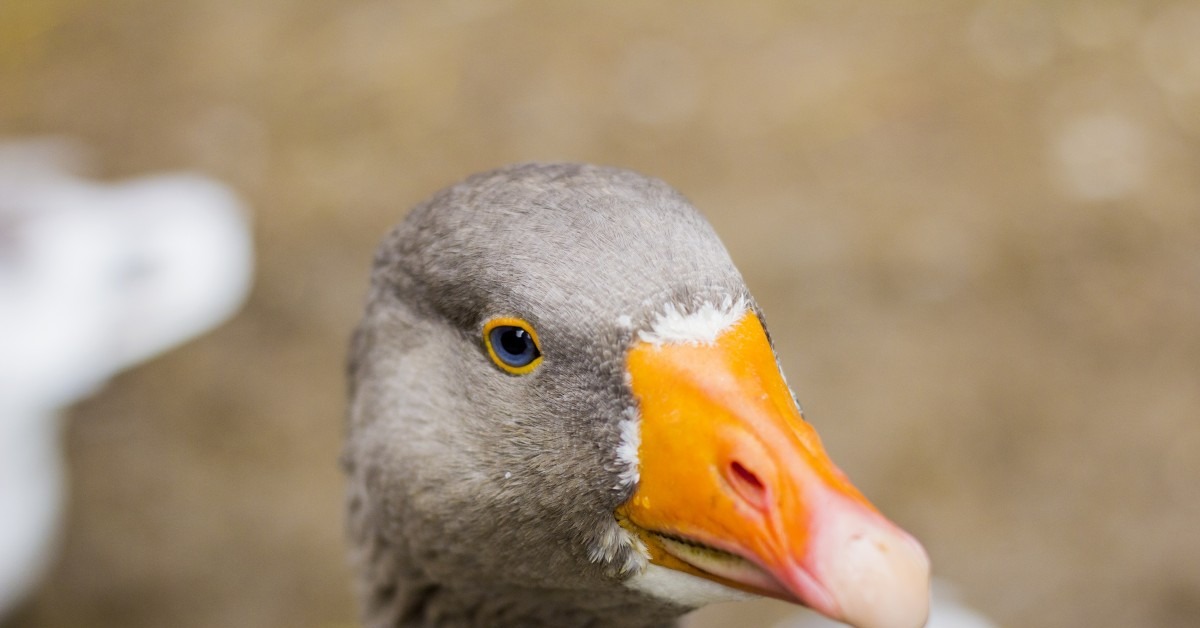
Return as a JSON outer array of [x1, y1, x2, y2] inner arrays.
[[731, 461, 763, 489], [728, 461, 769, 511]]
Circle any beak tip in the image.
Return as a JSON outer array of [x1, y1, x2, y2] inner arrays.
[[795, 492, 931, 628], [822, 527, 932, 628]]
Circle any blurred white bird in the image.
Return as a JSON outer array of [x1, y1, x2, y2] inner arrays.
[[0, 138, 254, 617], [684, 580, 998, 628], [766, 580, 998, 628]]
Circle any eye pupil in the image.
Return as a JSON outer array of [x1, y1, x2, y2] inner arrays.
[[488, 324, 541, 369], [500, 328, 529, 356]]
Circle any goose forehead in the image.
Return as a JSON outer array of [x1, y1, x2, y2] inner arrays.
[[398, 170, 740, 300], [434, 223, 739, 306]]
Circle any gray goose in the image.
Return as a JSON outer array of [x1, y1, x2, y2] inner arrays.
[[344, 163, 931, 628]]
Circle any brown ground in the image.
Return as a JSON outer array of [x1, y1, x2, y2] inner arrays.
[[2, 1, 1199, 627]]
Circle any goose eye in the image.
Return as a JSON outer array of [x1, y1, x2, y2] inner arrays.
[[483, 318, 543, 374]]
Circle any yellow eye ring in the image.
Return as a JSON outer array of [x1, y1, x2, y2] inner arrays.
[[483, 317, 544, 375]]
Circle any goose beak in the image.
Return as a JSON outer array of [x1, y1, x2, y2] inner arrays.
[[617, 312, 931, 628]]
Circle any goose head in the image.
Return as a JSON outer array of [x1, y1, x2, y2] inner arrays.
[[345, 163, 931, 628]]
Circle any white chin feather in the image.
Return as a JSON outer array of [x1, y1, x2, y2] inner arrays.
[[625, 563, 757, 608]]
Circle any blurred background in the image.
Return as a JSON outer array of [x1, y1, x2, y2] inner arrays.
[[2, 1, 1199, 627]]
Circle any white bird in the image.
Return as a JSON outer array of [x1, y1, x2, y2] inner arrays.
[[686, 581, 997, 628], [0, 138, 254, 617]]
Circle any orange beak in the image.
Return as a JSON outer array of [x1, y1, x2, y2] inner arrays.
[[617, 312, 931, 628]]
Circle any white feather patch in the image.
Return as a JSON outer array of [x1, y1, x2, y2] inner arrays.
[[637, 296, 747, 346], [586, 519, 646, 576], [614, 406, 640, 489]]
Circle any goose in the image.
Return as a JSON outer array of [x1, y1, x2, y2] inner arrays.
[[343, 163, 931, 628]]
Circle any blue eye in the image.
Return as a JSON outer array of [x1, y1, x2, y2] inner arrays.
[[483, 318, 543, 374], [491, 326, 538, 365]]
